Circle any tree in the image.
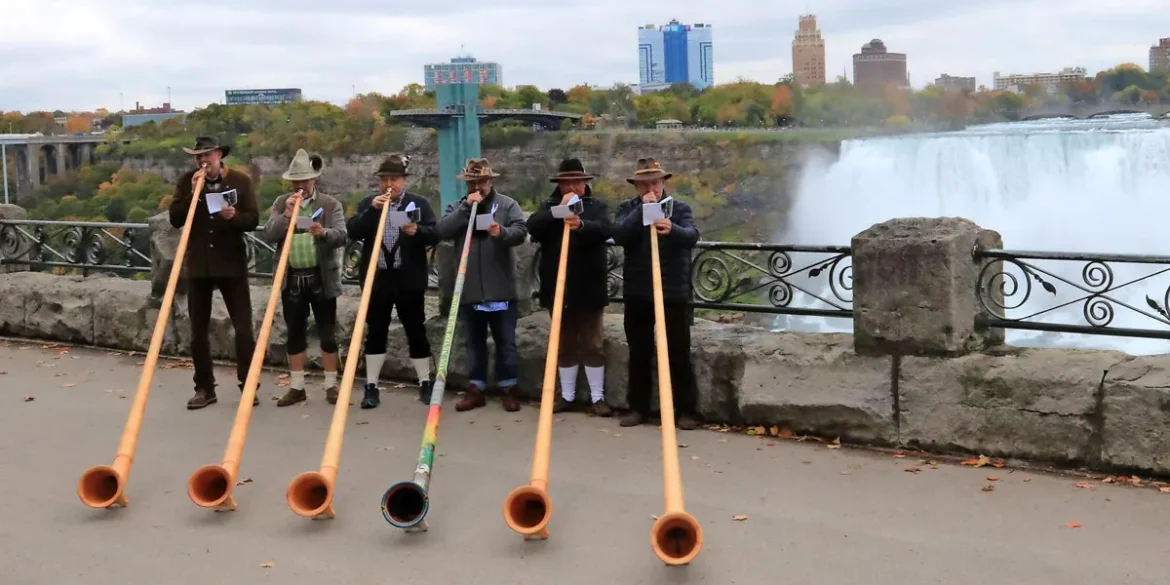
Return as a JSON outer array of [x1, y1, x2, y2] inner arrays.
[[64, 116, 92, 133], [547, 88, 567, 104]]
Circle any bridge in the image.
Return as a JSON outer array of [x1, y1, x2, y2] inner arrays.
[[389, 107, 581, 131], [1020, 102, 1170, 121], [0, 133, 116, 200], [2, 210, 1170, 582]]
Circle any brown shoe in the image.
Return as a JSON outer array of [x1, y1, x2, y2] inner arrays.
[[277, 388, 307, 407], [455, 388, 486, 412], [325, 386, 339, 405], [590, 400, 614, 418], [619, 410, 645, 427], [677, 413, 701, 431], [502, 387, 522, 412], [187, 388, 217, 410], [552, 394, 573, 413]]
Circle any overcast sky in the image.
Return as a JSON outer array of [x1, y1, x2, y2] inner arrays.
[[1, 0, 1165, 113]]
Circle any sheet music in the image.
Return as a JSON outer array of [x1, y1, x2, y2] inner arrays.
[[296, 216, 314, 229], [389, 211, 411, 227], [642, 199, 666, 225], [551, 194, 582, 219], [205, 192, 227, 214], [475, 213, 495, 231]]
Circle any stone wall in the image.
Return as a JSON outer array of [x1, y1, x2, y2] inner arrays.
[[4, 213, 1170, 478]]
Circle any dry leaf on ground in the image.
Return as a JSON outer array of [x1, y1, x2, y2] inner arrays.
[[62, 383, 75, 388], [1158, 487, 1170, 494], [24, 396, 34, 402], [1074, 482, 1094, 490], [690, 456, 700, 461], [355, 421, 369, 426], [904, 467, 921, 473], [982, 485, 995, 492], [393, 384, 407, 389], [827, 437, 842, 450], [1023, 478, 1032, 483], [987, 476, 999, 482], [1065, 522, 1082, 529], [731, 515, 748, 521], [236, 478, 253, 486], [260, 561, 275, 568], [613, 433, 622, 438], [961, 455, 992, 468], [893, 452, 906, 459]]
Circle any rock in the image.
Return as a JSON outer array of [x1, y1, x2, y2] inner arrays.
[[851, 217, 1004, 357], [0, 270, 36, 336], [1101, 356, 1170, 475], [24, 275, 94, 344], [92, 277, 164, 351], [738, 331, 896, 444], [900, 347, 1129, 464], [148, 211, 186, 298]]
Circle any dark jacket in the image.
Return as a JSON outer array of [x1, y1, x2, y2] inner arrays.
[[260, 190, 349, 298], [611, 194, 700, 302], [346, 190, 439, 292], [436, 189, 527, 306], [526, 186, 612, 311], [168, 165, 259, 279]]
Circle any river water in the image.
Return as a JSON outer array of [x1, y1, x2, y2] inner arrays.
[[782, 114, 1170, 355]]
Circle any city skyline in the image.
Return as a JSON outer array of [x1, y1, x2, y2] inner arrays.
[[0, 0, 1165, 112]]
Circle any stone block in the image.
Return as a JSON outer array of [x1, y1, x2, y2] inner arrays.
[[24, 275, 94, 344], [738, 331, 896, 444], [1101, 356, 1170, 475], [91, 277, 159, 351], [0, 271, 37, 336], [900, 347, 1127, 464], [851, 217, 1004, 357], [148, 211, 186, 298]]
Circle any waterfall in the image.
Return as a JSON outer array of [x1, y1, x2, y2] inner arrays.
[[780, 114, 1170, 355]]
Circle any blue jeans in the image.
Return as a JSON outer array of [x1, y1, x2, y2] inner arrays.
[[458, 302, 519, 391]]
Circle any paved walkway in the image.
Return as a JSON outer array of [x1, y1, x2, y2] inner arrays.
[[1, 340, 1168, 585]]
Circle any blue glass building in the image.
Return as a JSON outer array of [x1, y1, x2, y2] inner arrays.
[[637, 20, 714, 90]]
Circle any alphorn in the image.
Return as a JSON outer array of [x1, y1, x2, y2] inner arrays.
[[381, 200, 480, 532], [647, 225, 704, 566], [77, 163, 209, 509], [501, 222, 571, 540], [187, 189, 304, 511], [286, 188, 394, 519]]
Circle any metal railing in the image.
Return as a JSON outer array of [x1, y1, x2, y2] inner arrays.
[[975, 247, 1170, 340], [0, 219, 152, 275]]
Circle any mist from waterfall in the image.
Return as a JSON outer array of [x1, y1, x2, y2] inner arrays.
[[778, 114, 1170, 355]]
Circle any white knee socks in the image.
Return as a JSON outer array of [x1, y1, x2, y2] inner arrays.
[[413, 357, 432, 383], [366, 354, 386, 387], [323, 370, 337, 388], [291, 370, 306, 390], [585, 365, 605, 403], [558, 366, 579, 401]]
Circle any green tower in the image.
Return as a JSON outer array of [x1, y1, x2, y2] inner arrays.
[[435, 83, 482, 211]]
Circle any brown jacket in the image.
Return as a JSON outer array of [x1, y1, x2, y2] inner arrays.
[[168, 165, 259, 279]]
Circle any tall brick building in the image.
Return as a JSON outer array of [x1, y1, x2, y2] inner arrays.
[[792, 14, 826, 87], [852, 39, 908, 87]]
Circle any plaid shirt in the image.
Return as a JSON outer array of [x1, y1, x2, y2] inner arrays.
[[377, 193, 408, 270], [287, 191, 319, 270]]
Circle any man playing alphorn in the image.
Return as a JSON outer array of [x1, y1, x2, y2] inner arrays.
[[261, 149, 349, 407], [611, 157, 702, 430], [168, 136, 260, 410], [526, 158, 614, 417], [347, 154, 439, 409], [438, 158, 529, 413]]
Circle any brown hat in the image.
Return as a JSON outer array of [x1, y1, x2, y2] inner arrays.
[[182, 136, 231, 157], [375, 153, 411, 177], [456, 157, 501, 181], [549, 158, 594, 183], [626, 157, 672, 184]]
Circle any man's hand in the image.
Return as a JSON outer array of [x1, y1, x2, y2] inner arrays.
[[560, 192, 577, 205], [372, 193, 390, 210], [192, 168, 206, 186], [219, 206, 237, 221], [653, 218, 672, 235], [467, 191, 484, 206], [309, 223, 325, 237], [285, 194, 302, 217], [402, 223, 418, 236], [641, 191, 660, 204], [565, 215, 582, 230], [488, 222, 501, 238]]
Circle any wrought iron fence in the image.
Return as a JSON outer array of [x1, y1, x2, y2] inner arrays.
[[0, 219, 152, 275], [975, 247, 1170, 339]]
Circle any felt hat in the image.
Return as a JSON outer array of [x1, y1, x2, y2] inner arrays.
[[375, 153, 412, 177], [626, 157, 673, 184], [182, 136, 231, 157], [549, 158, 594, 183], [456, 157, 501, 181], [282, 149, 323, 181]]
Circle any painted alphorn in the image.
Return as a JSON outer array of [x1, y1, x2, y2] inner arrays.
[[381, 200, 480, 532], [187, 189, 304, 511], [77, 163, 210, 509], [286, 188, 394, 519], [501, 222, 571, 539], [647, 225, 703, 566]]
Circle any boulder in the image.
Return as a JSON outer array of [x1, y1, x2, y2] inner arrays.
[[900, 347, 1129, 464], [1101, 356, 1170, 475], [24, 274, 94, 344], [148, 211, 186, 297], [0, 270, 36, 336]]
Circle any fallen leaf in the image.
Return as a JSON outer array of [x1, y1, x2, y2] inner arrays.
[[24, 396, 35, 402], [613, 433, 622, 438], [301, 414, 310, 419], [982, 485, 996, 492], [556, 418, 565, 422], [893, 452, 906, 459], [1074, 482, 1094, 490], [678, 443, 688, 448], [1159, 487, 1170, 494], [514, 419, 523, 423], [355, 421, 369, 426], [62, 383, 76, 388], [1023, 478, 1032, 483], [1065, 522, 1082, 529], [904, 467, 921, 473], [650, 514, 660, 520], [766, 442, 776, 447], [778, 427, 795, 439], [1131, 476, 1143, 486], [718, 439, 728, 443], [746, 426, 766, 436], [731, 515, 748, 521], [768, 425, 781, 436], [961, 455, 992, 468], [991, 460, 1007, 468], [236, 478, 253, 486], [1102, 476, 1117, 484], [827, 437, 842, 450], [260, 561, 274, 568], [394, 383, 407, 389], [987, 476, 999, 482], [599, 428, 609, 434], [690, 456, 700, 461]]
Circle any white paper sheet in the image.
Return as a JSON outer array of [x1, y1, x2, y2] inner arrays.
[[205, 192, 227, 214], [475, 213, 495, 231], [551, 194, 582, 219], [220, 189, 238, 206], [642, 196, 674, 226], [296, 216, 314, 230], [389, 211, 411, 227]]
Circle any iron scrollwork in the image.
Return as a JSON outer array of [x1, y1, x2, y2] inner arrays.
[[689, 244, 853, 313], [0, 220, 151, 274], [975, 249, 1170, 335]]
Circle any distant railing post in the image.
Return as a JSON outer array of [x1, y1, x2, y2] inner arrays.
[[0, 204, 29, 272]]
